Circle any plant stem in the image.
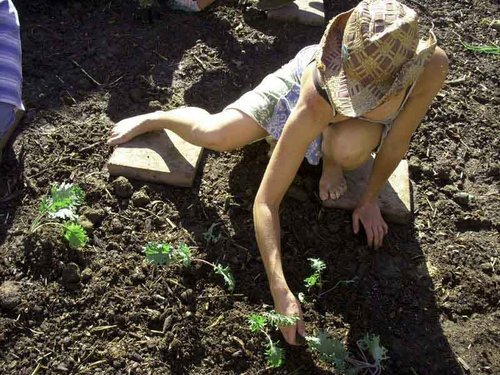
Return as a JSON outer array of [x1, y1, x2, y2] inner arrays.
[[261, 329, 274, 349], [192, 258, 216, 269], [30, 221, 63, 234]]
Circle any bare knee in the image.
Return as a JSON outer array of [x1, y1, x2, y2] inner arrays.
[[325, 130, 371, 170]]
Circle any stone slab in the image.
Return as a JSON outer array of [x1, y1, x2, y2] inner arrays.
[[323, 158, 412, 224], [267, 0, 324, 26], [107, 130, 203, 187]]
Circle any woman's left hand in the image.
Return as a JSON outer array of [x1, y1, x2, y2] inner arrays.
[[352, 200, 388, 249]]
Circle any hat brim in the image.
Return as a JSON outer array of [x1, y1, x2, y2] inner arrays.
[[317, 11, 437, 118]]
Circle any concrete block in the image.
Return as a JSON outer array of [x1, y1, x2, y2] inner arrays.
[[323, 158, 412, 224], [107, 130, 203, 187], [267, 0, 324, 26]]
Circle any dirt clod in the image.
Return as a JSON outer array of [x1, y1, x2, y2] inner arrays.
[[80, 206, 106, 225], [61, 263, 81, 284], [131, 189, 150, 207], [112, 176, 134, 198], [0, 281, 21, 311]]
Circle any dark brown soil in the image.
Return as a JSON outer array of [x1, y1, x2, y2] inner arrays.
[[1, 0, 499, 374]]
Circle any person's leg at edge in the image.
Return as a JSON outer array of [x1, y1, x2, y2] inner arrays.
[[108, 108, 269, 152], [319, 118, 384, 203], [0, 103, 18, 162]]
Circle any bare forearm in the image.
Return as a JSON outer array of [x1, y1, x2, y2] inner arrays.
[[253, 202, 289, 295], [362, 142, 408, 203]]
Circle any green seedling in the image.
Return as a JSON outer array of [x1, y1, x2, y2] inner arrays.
[[248, 310, 300, 368], [144, 242, 235, 291], [30, 182, 88, 249], [203, 223, 221, 244], [461, 41, 500, 55], [63, 222, 89, 249], [304, 258, 326, 290], [306, 332, 388, 375], [31, 182, 85, 232]]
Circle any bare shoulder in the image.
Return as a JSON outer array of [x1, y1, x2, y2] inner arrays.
[[413, 46, 449, 96]]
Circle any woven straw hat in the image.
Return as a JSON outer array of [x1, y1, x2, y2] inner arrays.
[[316, 0, 437, 117]]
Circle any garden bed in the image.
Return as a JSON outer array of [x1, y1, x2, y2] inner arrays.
[[0, 0, 498, 373]]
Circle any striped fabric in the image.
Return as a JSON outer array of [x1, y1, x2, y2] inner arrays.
[[0, 0, 23, 110]]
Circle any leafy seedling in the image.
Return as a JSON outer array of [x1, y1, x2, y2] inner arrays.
[[30, 182, 88, 250], [144, 242, 235, 291], [304, 258, 326, 291], [203, 223, 221, 244], [306, 332, 388, 375], [462, 41, 500, 55], [31, 182, 85, 232], [248, 310, 300, 368], [63, 222, 89, 249]]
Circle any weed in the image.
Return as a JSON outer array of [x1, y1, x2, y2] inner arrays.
[[30, 182, 88, 250], [203, 223, 222, 244], [462, 41, 500, 55], [144, 242, 235, 291], [304, 258, 326, 291], [248, 310, 299, 368], [306, 332, 388, 375], [63, 222, 89, 249]]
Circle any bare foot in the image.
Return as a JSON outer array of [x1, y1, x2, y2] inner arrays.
[[319, 162, 347, 204], [108, 113, 157, 146]]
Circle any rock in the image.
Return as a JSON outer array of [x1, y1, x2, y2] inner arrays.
[[325, 158, 412, 224], [286, 185, 309, 202], [78, 217, 94, 233], [129, 88, 144, 103], [0, 281, 21, 311], [107, 130, 203, 187], [62, 263, 81, 284], [81, 268, 93, 283], [110, 217, 124, 234], [112, 176, 134, 198], [80, 206, 106, 225], [131, 189, 150, 207], [180, 289, 194, 304], [453, 192, 471, 206]]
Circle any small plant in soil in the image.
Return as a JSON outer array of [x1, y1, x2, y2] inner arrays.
[[144, 242, 235, 291], [248, 310, 300, 368], [306, 332, 388, 375], [304, 258, 326, 291], [202, 223, 222, 244], [30, 182, 88, 249]]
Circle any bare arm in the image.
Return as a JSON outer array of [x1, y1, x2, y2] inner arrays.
[[253, 65, 333, 345], [354, 47, 449, 247]]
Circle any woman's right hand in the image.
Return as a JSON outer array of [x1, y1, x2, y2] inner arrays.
[[272, 287, 306, 345]]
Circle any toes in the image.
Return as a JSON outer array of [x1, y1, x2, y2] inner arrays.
[[319, 187, 329, 201]]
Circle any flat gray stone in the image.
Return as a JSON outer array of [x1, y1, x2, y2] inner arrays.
[[267, 0, 324, 26], [107, 130, 203, 187], [323, 158, 412, 224]]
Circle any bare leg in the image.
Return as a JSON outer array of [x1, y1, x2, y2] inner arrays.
[[108, 108, 268, 152], [197, 0, 216, 10], [319, 118, 384, 203]]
